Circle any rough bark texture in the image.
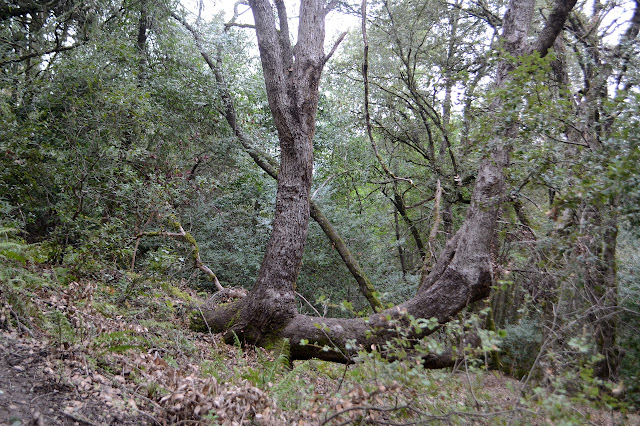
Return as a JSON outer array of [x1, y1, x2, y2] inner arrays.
[[221, 0, 326, 344], [171, 10, 383, 312], [195, 0, 576, 362]]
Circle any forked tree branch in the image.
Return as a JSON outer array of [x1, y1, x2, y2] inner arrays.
[[171, 9, 384, 312]]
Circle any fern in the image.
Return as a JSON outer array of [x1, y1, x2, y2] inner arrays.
[[92, 330, 151, 353], [263, 338, 291, 386], [270, 360, 314, 410], [0, 227, 28, 264], [242, 338, 292, 388], [45, 309, 77, 347]]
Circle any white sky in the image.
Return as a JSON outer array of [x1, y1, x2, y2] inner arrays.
[[180, 0, 639, 56], [179, 0, 360, 51]]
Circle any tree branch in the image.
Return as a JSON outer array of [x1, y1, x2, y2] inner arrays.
[[274, 0, 293, 68], [137, 215, 224, 292], [531, 0, 579, 57], [0, 43, 80, 66], [324, 30, 347, 64], [224, 0, 254, 29]]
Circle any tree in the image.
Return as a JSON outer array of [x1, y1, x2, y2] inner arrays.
[[196, 0, 577, 363], [0, 0, 236, 269], [542, 0, 640, 381]]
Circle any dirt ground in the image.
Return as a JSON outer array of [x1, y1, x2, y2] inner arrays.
[[0, 332, 150, 425]]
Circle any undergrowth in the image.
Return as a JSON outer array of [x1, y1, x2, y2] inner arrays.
[[0, 231, 636, 424]]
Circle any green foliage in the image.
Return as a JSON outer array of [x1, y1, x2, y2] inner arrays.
[[45, 309, 78, 347], [91, 330, 149, 354], [498, 319, 542, 377], [0, 227, 50, 331], [241, 339, 291, 388], [0, 227, 28, 264], [617, 229, 640, 406]]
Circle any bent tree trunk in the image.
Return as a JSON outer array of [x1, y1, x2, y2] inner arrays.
[[216, 0, 326, 344], [169, 9, 383, 311], [195, 0, 576, 363]]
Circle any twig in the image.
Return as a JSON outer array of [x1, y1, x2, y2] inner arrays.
[[336, 362, 349, 394], [138, 214, 224, 291], [295, 291, 324, 318], [198, 307, 218, 349], [9, 306, 34, 338], [62, 412, 100, 426], [135, 408, 162, 425], [294, 292, 349, 360], [463, 357, 482, 411], [322, 405, 418, 425], [312, 171, 351, 200]]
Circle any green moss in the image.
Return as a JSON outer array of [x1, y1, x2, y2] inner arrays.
[[226, 309, 241, 329], [189, 310, 209, 332], [166, 285, 194, 302]]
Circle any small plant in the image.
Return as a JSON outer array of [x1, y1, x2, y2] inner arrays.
[[45, 309, 77, 347], [0, 226, 28, 264], [92, 330, 150, 353], [242, 339, 291, 388]]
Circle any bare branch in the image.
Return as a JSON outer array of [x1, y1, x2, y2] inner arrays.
[[138, 215, 224, 292], [449, 0, 502, 29], [0, 43, 80, 66], [224, 22, 256, 29], [224, 0, 253, 29], [323, 30, 347, 64]]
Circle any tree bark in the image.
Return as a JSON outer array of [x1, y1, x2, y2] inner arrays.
[[218, 0, 326, 343], [171, 9, 384, 311], [196, 0, 576, 362]]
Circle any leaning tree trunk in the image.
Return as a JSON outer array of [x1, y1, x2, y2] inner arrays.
[[196, 0, 577, 363], [170, 8, 383, 312], [208, 0, 327, 345]]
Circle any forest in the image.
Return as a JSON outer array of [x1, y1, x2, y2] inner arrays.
[[1, 0, 640, 424]]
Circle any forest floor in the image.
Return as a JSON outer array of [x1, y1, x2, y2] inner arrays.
[[1, 264, 638, 425]]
